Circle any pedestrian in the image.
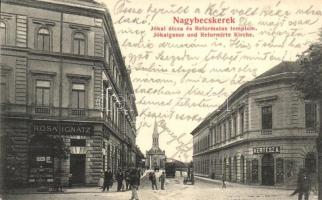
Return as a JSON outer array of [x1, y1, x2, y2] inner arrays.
[[102, 170, 109, 192], [108, 169, 113, 189], [98, 171, 104, 189], [290, 168, 310, 200], [102, 168, 113, 192], [222, 174, 226, 188], [68, 173, 73, 188], [116, 169, 124, 192], [129, 168, 139, 200], [125, 169, 130, 190], [136, 168, 141, 189], [151, 172, 158, 190], [159, 172, 165, 190]]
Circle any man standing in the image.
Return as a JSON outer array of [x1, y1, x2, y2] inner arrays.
[[102, 170, 110, 192], [151, 172, 158, 190], [116, 169, 124, 192], [129, 168, 139, 200], [291, 168, 310, 200], [159, 172, 165, 190]]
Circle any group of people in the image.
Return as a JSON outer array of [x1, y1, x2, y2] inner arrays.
[[148, 171, 166, 190], [101, 168, 142, 192], [100, 167, 141, 200]]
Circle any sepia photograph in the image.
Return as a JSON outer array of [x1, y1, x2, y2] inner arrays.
[[0, 0, 321, 199]]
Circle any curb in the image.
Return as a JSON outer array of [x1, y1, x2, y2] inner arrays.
[[195, 176, 295, 191]]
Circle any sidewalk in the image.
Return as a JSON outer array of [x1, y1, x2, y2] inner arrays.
[[3, 172, 148, 195], [195, 175, 295, 191]]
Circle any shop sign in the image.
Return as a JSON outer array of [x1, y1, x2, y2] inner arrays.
[[253, 146, 280, 154], [33, 122, 93, 136], [36, 156, 46, 162]]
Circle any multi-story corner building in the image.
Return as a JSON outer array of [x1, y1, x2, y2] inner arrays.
[[0, 0, 138, 187], [191, 62, 320, 187]]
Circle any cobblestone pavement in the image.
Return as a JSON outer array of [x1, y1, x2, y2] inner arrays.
[[1, 172, 318, 200]]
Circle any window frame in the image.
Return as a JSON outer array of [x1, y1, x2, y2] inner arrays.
[[0, 21, 7, 45], [35, 80, 51, 106], [305, 103, 317, 129], [72, 31, 87, 56], [261, 105, 273, 130], [35, 26, 52, 51]]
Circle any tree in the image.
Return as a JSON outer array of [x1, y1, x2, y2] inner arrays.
[[295, 34, 322, 199]]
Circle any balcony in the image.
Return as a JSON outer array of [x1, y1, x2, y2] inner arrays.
[[70, 108, 86, 116], [261, 129, 272, 135], [306, 128, 317, 134], [35, 106, 50, 114]]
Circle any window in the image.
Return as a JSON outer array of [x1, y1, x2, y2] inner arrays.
[[0, 21, 6, 45], [240, 109, 244, 134], [0, 82, 7, 103], [305, 103, 316, 129], [36, 80, 50, 106], [72, 83, 85, 109], [228, 118, 232, 139], [70, 139, 86, 147], [262, 106, 272, 129], [37, 28, 50, 51], [73, 32, 85, 55], [233, 114, 237, 137]]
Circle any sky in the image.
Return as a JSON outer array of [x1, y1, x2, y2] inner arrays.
[[100, 0, 322, 162]]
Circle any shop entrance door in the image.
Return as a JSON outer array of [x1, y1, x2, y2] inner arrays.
[[261, 154, 274, 185], [70, 154, 86, 185]]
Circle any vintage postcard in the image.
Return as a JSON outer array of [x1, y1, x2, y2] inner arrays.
[[0, 0, 321, 199]]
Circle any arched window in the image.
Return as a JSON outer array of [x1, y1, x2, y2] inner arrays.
[[0, 21, 6, 45], [73, 32, 85, 55], [37, 27, 50, 51]]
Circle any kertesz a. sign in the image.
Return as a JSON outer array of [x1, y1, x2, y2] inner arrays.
[[253, 146, 280, 154], [33, 122, 93, 136]]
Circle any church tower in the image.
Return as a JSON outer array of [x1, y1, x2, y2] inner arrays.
[[145, 118, 166, 169], [152, 118, 159, 148]]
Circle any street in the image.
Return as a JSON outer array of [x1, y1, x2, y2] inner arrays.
[[2, 171, 318, 200]]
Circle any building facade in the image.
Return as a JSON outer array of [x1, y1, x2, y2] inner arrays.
[[0, 0, 138, 187], [146, 120, 166, 169], [191, 62, 320, 187]]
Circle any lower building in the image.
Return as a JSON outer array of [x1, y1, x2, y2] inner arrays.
[[191, 62, 319, 187]]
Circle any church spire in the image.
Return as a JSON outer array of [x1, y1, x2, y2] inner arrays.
[[152, 118, 159, 147]]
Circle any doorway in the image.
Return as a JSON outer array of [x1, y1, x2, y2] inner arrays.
[[261, 154, 274, 185], [70, 154, 86, 185]]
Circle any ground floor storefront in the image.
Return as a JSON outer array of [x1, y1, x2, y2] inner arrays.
[[193, 138, 318, 187], [0, 118, 136, 188]]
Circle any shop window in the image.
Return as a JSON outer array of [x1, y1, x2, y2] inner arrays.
[[251, 159, 258, 183], [305, 153, 316, 174], [70, 139, 86, 147], [276, 158, 284, 184], [262, 106, 272, 129], [240, 155, 245, 183], [37, 27, 50, 51], [73, 32, 86, 55], [305, 103, 317, 129], [234, 156, 237, 182], [36, 80, 50, 106], [72, 83, 85, 109], [0, 21, 7, 45]]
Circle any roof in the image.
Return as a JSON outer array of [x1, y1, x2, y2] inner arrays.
[[190, 61, 301, 136], [256, 61, 301, 79], [40, 0, 105, 8]]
